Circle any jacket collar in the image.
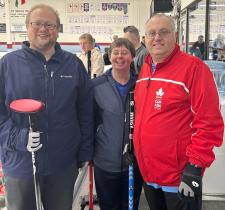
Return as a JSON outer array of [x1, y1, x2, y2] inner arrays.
[[22, 41, 63, 63], [145, 44, 180, 69], [104, 68, 137, 89]]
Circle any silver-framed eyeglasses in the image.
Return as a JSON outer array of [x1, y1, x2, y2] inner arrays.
[[145, 29, 171, 39], [29, 22, 57, 30]]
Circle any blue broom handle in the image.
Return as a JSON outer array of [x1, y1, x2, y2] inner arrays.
[[128, 164, 134, 210], [128, 90, 134, 210]]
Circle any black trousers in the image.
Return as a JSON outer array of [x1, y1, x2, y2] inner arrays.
[[143, 182, 202, 210], [94, 165, 143, 210]]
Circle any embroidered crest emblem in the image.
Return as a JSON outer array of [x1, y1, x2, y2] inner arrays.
[[154, 88, 164, 110]]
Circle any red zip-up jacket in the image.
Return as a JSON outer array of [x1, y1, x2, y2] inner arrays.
[[134, 45, 224, 186]]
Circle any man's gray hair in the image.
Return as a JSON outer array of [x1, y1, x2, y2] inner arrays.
[[146, 13, 176, 31]]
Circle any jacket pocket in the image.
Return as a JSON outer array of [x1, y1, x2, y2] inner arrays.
[[0, 149, 22, 168], [141, 132, 180, 184]]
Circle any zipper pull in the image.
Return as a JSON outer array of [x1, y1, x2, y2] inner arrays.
[[147, 78, 150, 88], [44, 64, 48, 76], [50, 71, 55, 96], [147, 65, 153, 88]]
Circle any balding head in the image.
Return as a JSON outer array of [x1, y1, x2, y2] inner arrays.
[[146, 14, 176, 32]]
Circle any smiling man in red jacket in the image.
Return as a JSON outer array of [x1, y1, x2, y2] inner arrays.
[[133, 14, 224, 210]]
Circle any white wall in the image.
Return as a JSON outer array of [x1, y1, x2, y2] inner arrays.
[[0, 0, 151, 45]]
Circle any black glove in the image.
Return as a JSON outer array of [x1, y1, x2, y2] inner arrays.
[[123, 143, 135, 165], [178, 163, 202, 201]]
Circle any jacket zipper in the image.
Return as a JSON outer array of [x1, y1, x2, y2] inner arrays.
[[138, 65, 153, 174], [147, 64, 154, 88], [43, 64, 48, 110], [121, 105, 127, 171], [50, 71, 55, 96], [43, 64, 49, 174], [109, 76, 130, 171], [141, 65, 153, 127]]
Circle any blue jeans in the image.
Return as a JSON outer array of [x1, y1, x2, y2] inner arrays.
[[4, 162, 78, 210], [94, 165, 143, 210]]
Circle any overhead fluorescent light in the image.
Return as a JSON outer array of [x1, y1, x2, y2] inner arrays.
[[199, 4, 225, 7], [190, 13, 217, 16]]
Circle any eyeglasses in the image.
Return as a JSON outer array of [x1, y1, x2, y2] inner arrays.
[[145, 29, 171, 39], [111, 50, 130, 56], [29, 22, 57, 30]]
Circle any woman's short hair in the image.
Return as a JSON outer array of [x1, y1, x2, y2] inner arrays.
[[108, 38, 136, 58]]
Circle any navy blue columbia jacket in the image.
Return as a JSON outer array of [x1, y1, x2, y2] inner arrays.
[[0, 42, 93, 178]]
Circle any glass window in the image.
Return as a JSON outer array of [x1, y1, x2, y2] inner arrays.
[[209, 0, 225, 61], [179, 10, 187, 52], [188, 0, 206, 59]]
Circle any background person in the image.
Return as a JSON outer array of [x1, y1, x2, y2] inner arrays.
[[211, 34, 225, 60], [93, 38, 101, 51], [0, 4, 93, 210], [103, 47, 111, 65], [103, 35, 119, 66], [133, 14, 224, 210], [79, 33, 104, 78], [190, 35, 205, 60], [93, 38, 143, 210], [123, 25, 148, 74], [112, 34, 119, 41], [141, 35, 146, 47]]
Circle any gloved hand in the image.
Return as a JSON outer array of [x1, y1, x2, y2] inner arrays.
[[27, 131, 42, 152], [178, 162, 202, 201]]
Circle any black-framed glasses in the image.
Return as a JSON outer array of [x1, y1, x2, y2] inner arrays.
[[145, 29, 171, 39], [30, 22, 57, 30]]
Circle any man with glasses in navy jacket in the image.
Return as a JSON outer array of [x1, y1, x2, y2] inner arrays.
[[0, 4, 93, 210]]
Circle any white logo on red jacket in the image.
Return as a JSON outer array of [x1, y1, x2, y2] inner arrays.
[[154, 88, 164, 110]]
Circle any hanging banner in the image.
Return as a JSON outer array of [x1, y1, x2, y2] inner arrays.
[[66, 1, 131, 35]]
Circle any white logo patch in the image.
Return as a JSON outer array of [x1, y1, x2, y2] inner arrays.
[[60, 75, 72, 78], [192, 181, 199, 188], [154, 88, 164, 110]]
